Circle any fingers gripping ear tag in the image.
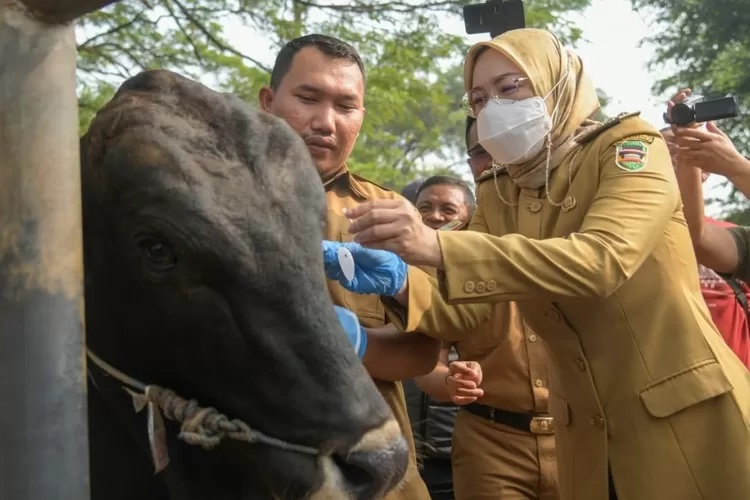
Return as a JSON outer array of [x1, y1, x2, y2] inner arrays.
[[337, 247, 355, 281]]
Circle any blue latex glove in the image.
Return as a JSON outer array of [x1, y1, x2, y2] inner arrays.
[[334, 305, 368, 359], [322, 240, 407, 297], [322, 240, 341, 270]]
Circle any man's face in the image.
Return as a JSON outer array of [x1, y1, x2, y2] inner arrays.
[[259, 47, 365, 177], [416, 184, 472, 230], [466, 121, 492, 180]]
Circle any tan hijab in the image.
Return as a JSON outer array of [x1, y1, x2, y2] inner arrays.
[[464, 29, 601, 189]]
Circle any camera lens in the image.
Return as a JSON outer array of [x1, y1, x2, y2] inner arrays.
[[671, 103, 695, 126]]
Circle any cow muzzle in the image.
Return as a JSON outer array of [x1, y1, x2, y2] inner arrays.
[[312, 419, 409, 500]]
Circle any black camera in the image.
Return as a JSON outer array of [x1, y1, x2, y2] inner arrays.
[[463, 0, 525, 37], [663, 95, 740, 126]]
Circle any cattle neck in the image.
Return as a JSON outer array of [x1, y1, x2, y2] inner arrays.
[[85, 348, 320, 473]]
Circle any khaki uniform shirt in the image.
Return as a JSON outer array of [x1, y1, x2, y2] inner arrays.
[[457, 302, 552, 415], [386, 114, 750, 500], [325, 168, 430, 500]]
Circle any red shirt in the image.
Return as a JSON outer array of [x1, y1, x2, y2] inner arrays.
[[701, 217, 750, 368]]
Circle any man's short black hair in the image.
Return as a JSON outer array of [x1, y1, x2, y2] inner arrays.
[[401, 177, 425, 205], [270, 34, 366, 90], [416, 175, 476, 212], [465, 116, 477, 150]]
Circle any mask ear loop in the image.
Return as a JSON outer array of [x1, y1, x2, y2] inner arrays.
[[544, 54, 572, 129], [491, 162, 519, 207], [543, 54, 576, 207]]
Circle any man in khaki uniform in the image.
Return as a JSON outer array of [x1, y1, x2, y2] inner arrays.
[[337, 29, 750, 500], [412, 131, 559, 499], [258, 34, 434, 499], [457, 121, 557, 500], [444, 302, 558, 500]]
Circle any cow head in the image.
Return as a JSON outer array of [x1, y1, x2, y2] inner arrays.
[[80, 69, 407, 499]]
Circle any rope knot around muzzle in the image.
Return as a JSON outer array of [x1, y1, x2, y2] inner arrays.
[[146, 386, 262, 450]]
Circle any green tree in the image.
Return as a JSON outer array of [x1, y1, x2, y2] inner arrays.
[[593, 88, 611, 122], [632, 0, 750, 218], [76, 0, 592, 190]]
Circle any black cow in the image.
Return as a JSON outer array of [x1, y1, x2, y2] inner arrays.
[[81, 69, 407, 500]]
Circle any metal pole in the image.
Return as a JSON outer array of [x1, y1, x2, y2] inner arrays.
[[0, 0, 114, 497]]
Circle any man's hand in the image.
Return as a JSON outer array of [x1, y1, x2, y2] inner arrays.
[[445, 361, 484, 405], [322, 240, 407, 297], [672, 121, 750, 179], [344, 199, 444, 269]]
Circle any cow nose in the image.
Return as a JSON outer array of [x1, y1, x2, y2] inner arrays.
[[332, 419, 409, 499]]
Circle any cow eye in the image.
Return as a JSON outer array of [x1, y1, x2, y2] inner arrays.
[[138, 236, 177, 272]]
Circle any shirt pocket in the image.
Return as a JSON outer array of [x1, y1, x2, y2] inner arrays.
[[639, 359, 733, 418]]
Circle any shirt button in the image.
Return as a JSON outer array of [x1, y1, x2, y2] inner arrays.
[[464, 281, 476, 293], [486, 280, 497, 291], [591, 415, 605, 429], [528, 201, 542, 213], [475, 281, 487, 293], [534, 379, 544, 388], [562, 196, 577, 212], [528, 334, 538, 343], [576, 357, 586, 371]]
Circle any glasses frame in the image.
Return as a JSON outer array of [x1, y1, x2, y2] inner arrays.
[[467, 143, 489, 159], [462, 75, 530, 118]]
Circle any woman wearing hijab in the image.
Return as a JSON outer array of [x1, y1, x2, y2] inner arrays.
[[323, 29, 750, 500]]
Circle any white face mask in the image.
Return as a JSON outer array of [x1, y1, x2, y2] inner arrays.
[[476, 96, 552, 165]]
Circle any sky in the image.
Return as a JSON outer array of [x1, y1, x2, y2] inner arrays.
[[221, 0, 726, 214]]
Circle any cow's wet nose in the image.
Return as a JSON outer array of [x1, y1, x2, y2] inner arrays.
[[332, 419, 409, 499]]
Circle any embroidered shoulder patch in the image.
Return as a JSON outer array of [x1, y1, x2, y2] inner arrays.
[[615, 140, 649, 172]]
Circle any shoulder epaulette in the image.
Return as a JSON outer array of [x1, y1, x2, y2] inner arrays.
[[577, 111, 642, 145], [349, 172, 395, 194]]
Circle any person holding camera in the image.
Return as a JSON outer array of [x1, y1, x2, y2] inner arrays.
[[667, 88, 750, 368], [669, 91, 750, 267], [322, 29, 750, 500]]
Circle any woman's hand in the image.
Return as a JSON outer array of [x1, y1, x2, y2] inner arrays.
[[445, 361, 484, 405], [344, 199, 444, 269]]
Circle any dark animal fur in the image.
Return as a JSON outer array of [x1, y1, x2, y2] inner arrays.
[[81, 69, 393, 499]]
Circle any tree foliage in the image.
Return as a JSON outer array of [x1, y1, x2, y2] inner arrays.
[[76, 0, 592, 189], [632, 0, 750, 217]]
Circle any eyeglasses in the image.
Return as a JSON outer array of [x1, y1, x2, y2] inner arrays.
[[461, 74, 529, 118], [467, 144, 489, 159], [467, 144, 491, 169]]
